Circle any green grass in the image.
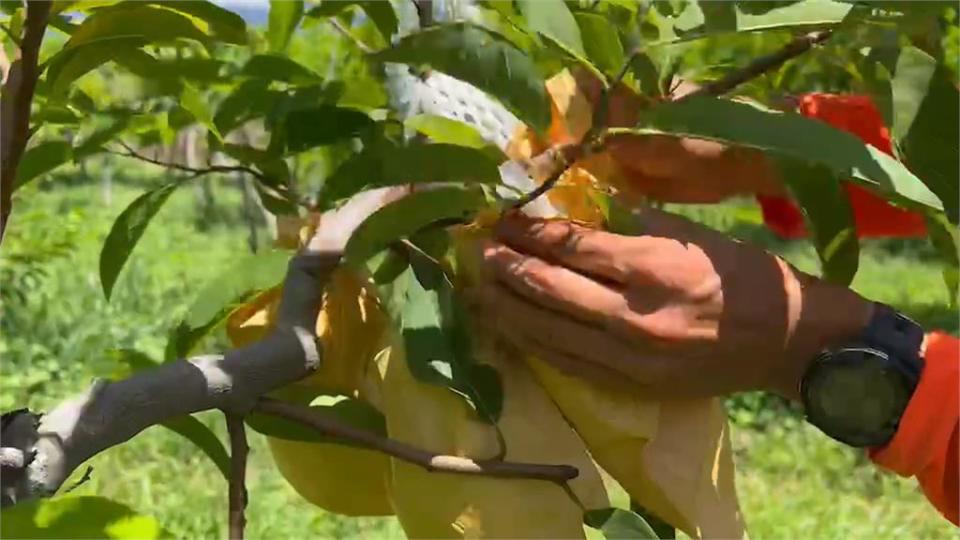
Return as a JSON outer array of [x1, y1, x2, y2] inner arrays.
[[1, 174, 955, 538]]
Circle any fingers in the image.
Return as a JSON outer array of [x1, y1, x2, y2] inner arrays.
[[468, 283, 678, 387], [480, 239, 628, 328], [494, 214, 638, 285]]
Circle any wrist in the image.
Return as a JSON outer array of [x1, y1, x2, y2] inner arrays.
[[773, 269, 874, 400]]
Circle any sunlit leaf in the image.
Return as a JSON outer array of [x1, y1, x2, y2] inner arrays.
[[43, 35, 148, 96], [574, 12, 625, 76], [180, 82, 222, 141], [405, 114, 505, 159], [778, 159, 860, 285], [0, 496, 166, 539], [584, 507, 658, 539], [891, 46, 959, 223], [306, 0, 398, 40], [267, 0, 304, 52], [344, 185, 488, 266], [616, 97, 943, 212], [63, 4, 212, 50], [372, 23, 550, 132], [157, 0, 248, 45], [517, 0, 585, 56], [14, 141, 72, 190], [100, 180, 182, 300]]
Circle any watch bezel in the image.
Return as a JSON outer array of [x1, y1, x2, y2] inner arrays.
[[801, 346, 915, 447]]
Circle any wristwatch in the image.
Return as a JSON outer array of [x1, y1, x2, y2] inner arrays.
[[800, 303, 925, 448]]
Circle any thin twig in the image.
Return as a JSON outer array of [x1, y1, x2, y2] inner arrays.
[[514, 30, 834, 210], [111, 143, 269, 183], [329, 18, 373, 54], [226, 414, 248, 540], [254, 398, 579, 484], [683, 30, 834, 100]]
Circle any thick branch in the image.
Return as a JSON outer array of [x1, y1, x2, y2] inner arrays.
[[0, 188, 405, 504], [0, 0, 52, 242], [226, 414, 248, 540], [255, 398, 578, 484], [683, 30, 834, 100]]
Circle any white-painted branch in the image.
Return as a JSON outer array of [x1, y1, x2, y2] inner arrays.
[[0, 188, 405, 505]]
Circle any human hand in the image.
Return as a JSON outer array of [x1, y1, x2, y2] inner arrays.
[[574, 71, 786, 204], [467, 211, 872, 400]]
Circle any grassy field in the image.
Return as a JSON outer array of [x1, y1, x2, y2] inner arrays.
[[1, 170, 956, 539]]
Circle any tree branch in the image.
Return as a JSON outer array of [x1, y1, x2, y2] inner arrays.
[[111, 142, 269, 183], [226, 414, 248, 540], [254, 398, 578, 484], [328, 18, 373, 54], [682, 30, 834, 100], [0, 188, 405, 505], [0, 0, 52, 242]]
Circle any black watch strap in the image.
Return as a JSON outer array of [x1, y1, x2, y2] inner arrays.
[[862, 303, 925, 381]]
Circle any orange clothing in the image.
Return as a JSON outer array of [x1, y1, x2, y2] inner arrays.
[[758, 93, 927, 239], [870, 332, 960, 525]]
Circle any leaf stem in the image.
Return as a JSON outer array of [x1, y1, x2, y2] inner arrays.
[[254, 397, 579, 484]]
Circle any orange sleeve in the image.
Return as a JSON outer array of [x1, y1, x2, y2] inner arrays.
[[869, 332, 959, 525]]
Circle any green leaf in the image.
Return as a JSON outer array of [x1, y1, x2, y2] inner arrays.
[[42, 35, 147, 96], [63, 4, 212, 50], [0, 496, 166, 539], [320, 142, 501, 209], [246, 390, 387, 445], [344, 185, 488, 267], [539, 31, 606, 84], [32, 105, 80, 125], [778, 159, 860, 285], [925, 212, 959, 305], [517, 0, 585, 56], [891, 46, 959, 223], [584, 507, 659, 539], [160, 416, 231, 480], [74, 114, 131, 160], [267, 0, 303, 52], [165, 249, 291, 360], [659, 0, 852, 42], [14, 141, 72, 189], [700, 0, 738, 32], [372, 23, 550, 133], [377, 245, 503, 422], [306, 0, 398, 40], [615, 97, 943, 212], [404, 114, 505, 160], [574, 12, 625, 75], [181, 83, 222, 141], [100, 180, 182, 300], [275, 105, 373, 154], [213, 79, 283, 136], [156, 0, 248, 45], [240, 54, 320, 84]]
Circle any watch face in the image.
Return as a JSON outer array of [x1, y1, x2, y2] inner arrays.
[[803, 348, 913, 447]]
